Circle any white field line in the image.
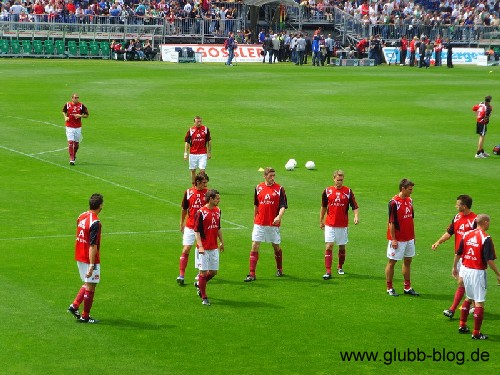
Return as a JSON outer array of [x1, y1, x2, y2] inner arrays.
[[0, 114, 246, 234], [29, 147, 67, 156]]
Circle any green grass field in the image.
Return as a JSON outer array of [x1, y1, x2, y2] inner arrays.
[[0, 59, 499, 375]]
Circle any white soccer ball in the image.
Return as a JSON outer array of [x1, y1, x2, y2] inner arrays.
[[305, 161, 315, 170], [285, 161, 295, 171], [289, 159, 297, 168]]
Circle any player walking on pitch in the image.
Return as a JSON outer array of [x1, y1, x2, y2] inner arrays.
[[244, 167, 288, 282], [67, 193, 103, 323], [431, 195, 476, 318], [184, 116, 211, 184], [194, 190, 224, 306], [320, 169, 359, 279], [63, 93, 89, 166], [177, 173, 209, 286], [453, 214, 500, 339]]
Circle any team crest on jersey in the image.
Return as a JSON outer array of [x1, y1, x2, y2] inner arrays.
[[78, 218, 86, 229]]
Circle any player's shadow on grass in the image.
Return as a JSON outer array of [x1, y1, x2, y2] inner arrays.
[[98, 319, 175, 330], [210, 298, 284, 309]]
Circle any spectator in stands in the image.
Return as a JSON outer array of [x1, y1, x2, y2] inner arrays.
[[125, 39, 135, 60], [10, 0, 23, 22], [134, 39, 145, 60]]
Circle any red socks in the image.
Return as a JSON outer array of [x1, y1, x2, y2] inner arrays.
[[450, 286, 465, 312], [386, 281, 393, 290], [249, 251, 259, 276], [72, 286, 86, 309], [473, 306, 484, 336], [459, 299, 472, 328], [404, 279, 411, 290], [179, 253, 189, 277], [324, 250, 332, 274], [198, 274, 207, 299], [68, 141, 75, 161], [82, 289, 95, 318], [338, 249, 345, 269], [274, 248, 283, 271]]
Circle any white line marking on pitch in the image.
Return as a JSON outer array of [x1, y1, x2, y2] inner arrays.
[[0, 144, 247, 230], [28, 148, 67, 156]]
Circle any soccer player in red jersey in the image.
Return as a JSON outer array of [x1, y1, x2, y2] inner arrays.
[[67, 193, 103, 323], [62, 93, 89, 166], [184, 116, 211, 184], [472, 96, 493, 158], [244, 167, 288, 282], [385, 179, 419, 297], [177, 172, 209, 286], [453, 214, 500, 339], [320, 169, 359, 279], [432, 195, 477, 319], [194, 189, 224, 306]]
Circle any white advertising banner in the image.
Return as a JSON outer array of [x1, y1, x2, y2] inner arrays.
[[161, 44, 264, 63], [383, 47, 486, 65]]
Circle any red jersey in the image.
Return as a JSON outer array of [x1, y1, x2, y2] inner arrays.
[[458, 229, 496, 270], [472, 102, 492, 125], [75, 211, 101, 264], [400, 38, 408, 51], [181, 187, 208, 229], [446, 212, 477, 252], [184, 125, 211, 154], [254, 182, 288, 227], [321, 185, 358, 228], [387, 195, 414, 241], [194, 205, 221, 250], [409, 39, 416, 52], [63, 102, 88, 129]]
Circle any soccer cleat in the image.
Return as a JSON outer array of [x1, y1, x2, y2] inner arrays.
[[404, 288, 420, 296], [276, 269, 283, 277], [69, 160, 75, 166], [482, 152, 490, 157], [202, 298, 211, 306], [337, 268, 345, 275], [78, 316, 98, 323], [67, 304, 81, 319], [194, 282, 201, 298], [458, 326, 470, 334], [176, 276, 185, 286], [475, 153, 485, 158], [244, 275, 256, 282], [322, 273, 332, 280], [443, 309, 454, 318], [472, 333, 488, 340], [387, 288, 399, 297]]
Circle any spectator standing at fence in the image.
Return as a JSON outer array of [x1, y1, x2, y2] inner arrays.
[[445, 38, 453, 68], [399, 35, 408, 65], [184, 116, 211, 184], [295, 33, 306, 65], [454, 214, 500, 340], [409, 36, 417, 66], [473, 96, 493, 158], [225, 31, 237, 66], [434, 35, 443, 66], [324, 33, 334, 64], [62, 93, 89, 166]]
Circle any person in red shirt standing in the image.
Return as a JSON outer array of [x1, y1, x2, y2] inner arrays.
[[194, 189, 224, 306], [454, 214, 500, 339], [385, 179, 419, 297], [432, 195, 477, 318], [472, 96, 493, 158], [67, 193, 103, 323], [408, 36, 418, 67], [184, 116, 211, 184], [399, 35, 408, 66], [244, 167, 288, 282], [177, 172, 209, 286], [320, 169, 359, 279], [62, 93, 89, 166], [434, 35, 443, 66]]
